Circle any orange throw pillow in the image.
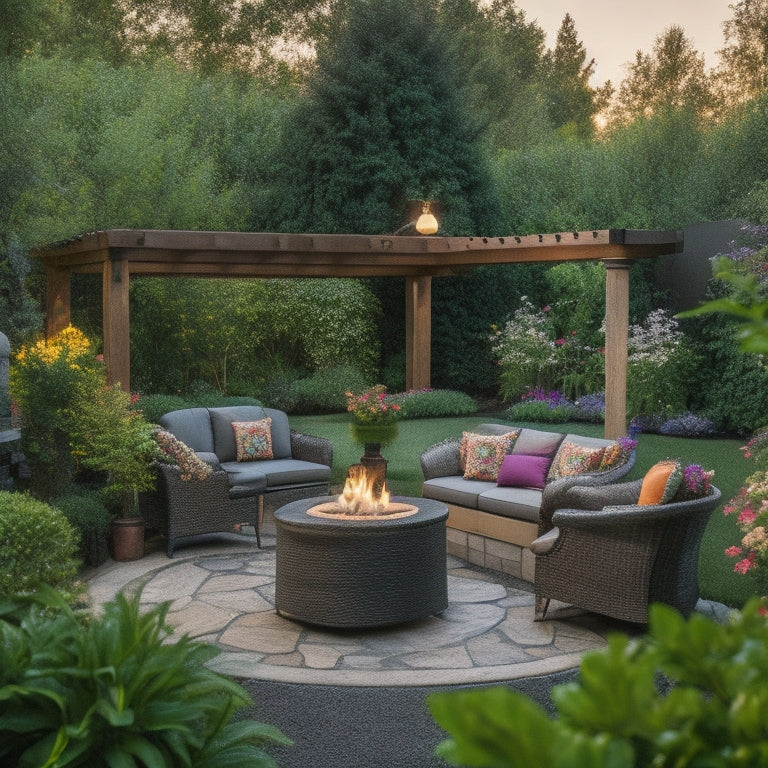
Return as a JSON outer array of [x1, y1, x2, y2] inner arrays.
[[638, 460, 682, 505]]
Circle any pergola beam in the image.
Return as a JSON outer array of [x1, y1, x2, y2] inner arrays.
[[33, 228, 683, 438]]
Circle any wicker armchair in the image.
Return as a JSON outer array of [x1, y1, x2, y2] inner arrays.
[[144, 425, 333, 557], [532, 479, 722, 624]]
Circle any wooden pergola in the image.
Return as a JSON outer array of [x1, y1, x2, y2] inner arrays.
[[32, 227, 683, 439]]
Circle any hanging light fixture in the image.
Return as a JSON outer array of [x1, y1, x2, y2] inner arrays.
[[415, 201, 438, 235]]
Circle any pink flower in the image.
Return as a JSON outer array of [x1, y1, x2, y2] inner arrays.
[[738, 508, 757, 526], [555, 339, 565, 346], [543, 305, 551, 312], [735, 552, 757, 574], [725, 545, 743, 558]]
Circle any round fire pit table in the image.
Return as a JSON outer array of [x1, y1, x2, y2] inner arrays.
[[274, 496, 448, 629]]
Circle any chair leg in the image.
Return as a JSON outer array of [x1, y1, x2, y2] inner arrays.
[[256, 495, 263, 549], [534, 595, 550, 621]]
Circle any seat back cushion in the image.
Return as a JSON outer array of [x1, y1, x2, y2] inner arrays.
[[210, 406, 292, 462], [263, 408, 292, 459], [511, 429, 564, 457], [638, 460, 683, 505], [158, 408, 215, 453]]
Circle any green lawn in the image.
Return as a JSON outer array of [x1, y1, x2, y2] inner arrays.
[[290, 413, 758, 609]]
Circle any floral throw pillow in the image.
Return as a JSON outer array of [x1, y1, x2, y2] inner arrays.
[[233, 418, 273, 461], [548, 441, 606, 481], [461, 430, 520, 481], [154, 428, 213, 482]]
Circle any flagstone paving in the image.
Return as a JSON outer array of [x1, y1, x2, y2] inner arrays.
[[85, 526, 624, 687]]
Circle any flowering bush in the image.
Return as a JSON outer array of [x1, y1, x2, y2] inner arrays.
[[491, 298, 605, 402], [627, 309, 692, 419], [572, 392, 605, 423], [657, 412, 716, 438], [490, 298, 557, 400], [10, 326, 105, 500], [723, 431, 768, 578], [345, 385, 401, 425], [675, 463, 715, 502]]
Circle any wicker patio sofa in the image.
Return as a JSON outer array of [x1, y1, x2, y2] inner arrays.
[[420, 423, 635, 578], [531, 478, 722, 623], [145, 405, 332, 556]]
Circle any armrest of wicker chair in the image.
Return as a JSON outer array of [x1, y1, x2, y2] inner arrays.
[[538, 453, 638, 535], [290, 430, 333, 467], [420, 438, 461, 480]]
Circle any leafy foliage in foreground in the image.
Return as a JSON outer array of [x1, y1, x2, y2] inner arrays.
[[0, 587, 290, 767], [429, 600, 768, 768]]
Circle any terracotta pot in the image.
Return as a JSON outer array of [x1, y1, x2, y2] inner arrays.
[[111, 517, 145, 561]]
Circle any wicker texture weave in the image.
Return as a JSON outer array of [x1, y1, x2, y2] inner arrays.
[[274, 496, 449, 628], [533, 481, 722, 624], [146, 427, 332, 557]]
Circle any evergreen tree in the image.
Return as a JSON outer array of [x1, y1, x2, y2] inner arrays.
[[542, 14, 610, 138], [261, 0, 502, 236]]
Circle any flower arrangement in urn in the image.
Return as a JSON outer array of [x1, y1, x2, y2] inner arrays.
[[346, 385, 401, 448]]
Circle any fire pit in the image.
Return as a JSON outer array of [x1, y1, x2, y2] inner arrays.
[[273, 489, 448, 629]]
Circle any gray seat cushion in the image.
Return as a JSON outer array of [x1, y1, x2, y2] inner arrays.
[[422, 476, 492, 508], [478, 486, 543, 522], [511, 429, 564, 457], [158, 408, 215, 453], [220, 459, 331, 489]]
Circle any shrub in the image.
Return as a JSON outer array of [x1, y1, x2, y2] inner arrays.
[[388, 389, 478, 419], [287, 364, 369, 414], [135, 393, 191, 423], [572, 392, 605, 423], [9, 325, 105, 500], [52, 492, 112, 567], [627, 309, 693, 420], [0, 587, 291, 767], [429, 600, 768, 768], [505, 400, 576, 423], [490, 298, 557, 400], [658, 412, 717, 438], [0, 491, 79, 595]]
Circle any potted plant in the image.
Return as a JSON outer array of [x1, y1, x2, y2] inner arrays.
[[346, 385, 401, 490], [69, 383, 159, 561]]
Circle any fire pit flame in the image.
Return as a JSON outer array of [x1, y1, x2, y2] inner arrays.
[[306, 464, 418, 519], [338, 464, 390, 515]]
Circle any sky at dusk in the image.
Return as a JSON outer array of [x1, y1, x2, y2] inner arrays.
[[514, 0, 735, 86]]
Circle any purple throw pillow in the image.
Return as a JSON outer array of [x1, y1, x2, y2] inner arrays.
[[496, 454, 553, 489]]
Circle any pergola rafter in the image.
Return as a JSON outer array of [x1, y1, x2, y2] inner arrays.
[[32, 227, 683, 438]]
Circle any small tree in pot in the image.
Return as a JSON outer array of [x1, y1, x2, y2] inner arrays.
[[69, 383, 159, 560]]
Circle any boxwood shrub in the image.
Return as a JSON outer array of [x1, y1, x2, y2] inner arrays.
[[0, 491, 79, 595]]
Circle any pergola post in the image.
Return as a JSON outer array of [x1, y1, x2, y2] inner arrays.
[[604, 259, 633, 439], [103, 256, 131, 390], [405, 276, 431, 390], [44, 264, 72, 338]]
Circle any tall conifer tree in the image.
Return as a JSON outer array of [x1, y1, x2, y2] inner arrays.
[[262, 0, 501, 236]]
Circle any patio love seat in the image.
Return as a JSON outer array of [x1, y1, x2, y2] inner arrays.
[[147, 405, 332, 556], [420, 424, 635, 580]]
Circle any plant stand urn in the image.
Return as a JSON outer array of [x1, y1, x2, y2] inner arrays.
[[111, 517, 145, 561]]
